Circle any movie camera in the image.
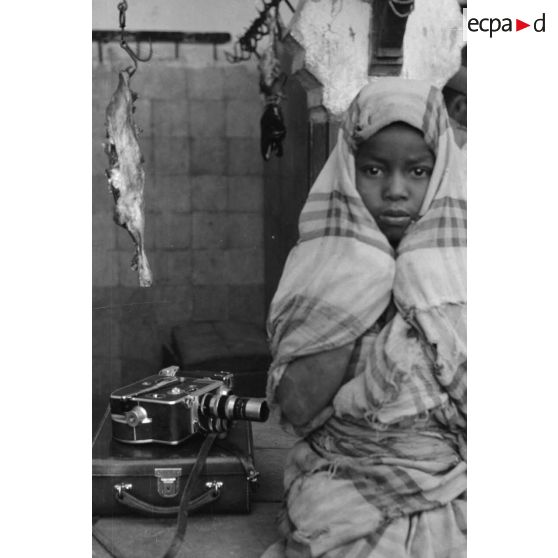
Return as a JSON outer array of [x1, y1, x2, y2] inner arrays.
[[110, 366, 269, 445]]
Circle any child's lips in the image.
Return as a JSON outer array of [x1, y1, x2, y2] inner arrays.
[[378, 210, 411, 227]]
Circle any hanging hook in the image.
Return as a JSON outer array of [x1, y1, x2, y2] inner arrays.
[[120, 39, 153, 77], [117, 0, 153, 77]]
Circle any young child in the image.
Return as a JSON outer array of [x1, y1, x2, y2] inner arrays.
[[263, 78, 467, 558]]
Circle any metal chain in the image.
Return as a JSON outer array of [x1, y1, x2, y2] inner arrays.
[[118, 1, 128, 41], [388, 0, 415, 19]]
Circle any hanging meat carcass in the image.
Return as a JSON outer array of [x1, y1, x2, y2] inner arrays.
[[104, 70, 153, 287]]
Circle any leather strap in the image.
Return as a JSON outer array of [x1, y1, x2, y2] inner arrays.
[[163, 432, 219, 558], [115, 483, 221, 517], [214, 440, 260, 489]]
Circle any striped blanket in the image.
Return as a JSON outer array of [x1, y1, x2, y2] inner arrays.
[[264, 78, 466, 558]]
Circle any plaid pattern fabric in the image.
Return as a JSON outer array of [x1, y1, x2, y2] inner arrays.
[[264, 78, 466, 557], [264, 497, 467, 558], [299, 191, 394, 256], [399, 197, 467, 253]]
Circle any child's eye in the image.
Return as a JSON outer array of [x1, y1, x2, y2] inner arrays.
[[411, 167, 432, 178], [362, 166, 382, 177]]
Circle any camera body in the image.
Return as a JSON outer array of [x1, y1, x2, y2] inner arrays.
[[110, 366, 268, 445]]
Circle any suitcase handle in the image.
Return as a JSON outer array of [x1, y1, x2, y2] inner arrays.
[[113, 482, 222, 517]]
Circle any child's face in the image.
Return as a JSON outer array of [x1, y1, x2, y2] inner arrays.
[[355, 122, 435, 247]]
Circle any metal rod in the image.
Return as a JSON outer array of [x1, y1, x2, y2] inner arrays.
[[92, 30, 232, 45]]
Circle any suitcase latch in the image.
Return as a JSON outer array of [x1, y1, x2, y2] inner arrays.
[[114, 482, 133, 499], [204, 480, 223, 494], [155, 468, 182, 498], [247, 469, 260, 484]]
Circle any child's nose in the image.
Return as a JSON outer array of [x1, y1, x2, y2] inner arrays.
[[384, 173, 408, 200]]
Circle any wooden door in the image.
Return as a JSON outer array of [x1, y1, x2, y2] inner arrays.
[[262, 71, 339, 308]]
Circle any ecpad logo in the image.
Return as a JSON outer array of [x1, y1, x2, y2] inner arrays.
[[466, 12, 546, 38]]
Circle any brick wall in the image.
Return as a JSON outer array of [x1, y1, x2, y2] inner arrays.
[[92, 44, 266, 413]]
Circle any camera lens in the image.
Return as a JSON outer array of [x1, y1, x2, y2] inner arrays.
[[199, 394, 269, 422]]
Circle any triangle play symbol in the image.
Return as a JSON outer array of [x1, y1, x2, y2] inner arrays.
[[516, 19, 530, 31]]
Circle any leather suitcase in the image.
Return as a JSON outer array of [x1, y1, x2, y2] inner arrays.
[[92, 413, 258, 517]]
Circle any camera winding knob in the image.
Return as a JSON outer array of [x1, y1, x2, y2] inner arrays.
[[125, 405, 148, 427]]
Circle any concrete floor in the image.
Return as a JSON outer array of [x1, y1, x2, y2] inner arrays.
[[93, 419, 296, 558]]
